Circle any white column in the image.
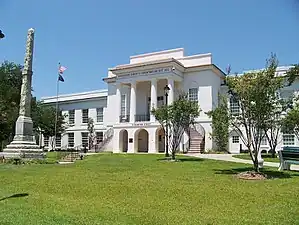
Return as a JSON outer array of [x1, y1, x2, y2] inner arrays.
[[168, 78, 174, 105], [130, 81, 136, 123], [116, 83, 121, 123], [150, 78, 157, 122]]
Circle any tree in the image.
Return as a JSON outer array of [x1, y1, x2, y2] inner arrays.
[[206, 94, 229, 152], [152, 93, 200, 160], [285, 64, 299, 85], [262, 93, 291, 158], [87, 118, 96, 150], [281, 103, 299, 140], [226, 55, 284, 172], [0, 61, 23, 149], [31, 100, 66, 150]]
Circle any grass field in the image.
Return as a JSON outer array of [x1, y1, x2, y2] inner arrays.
[[0, 153, 298, 225], [233, 153, 280, 163]]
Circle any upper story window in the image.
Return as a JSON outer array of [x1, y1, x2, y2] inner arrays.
[[283, 134, 295, 146], [97, 108, 103, 122], [82, 109, 89, 123], [121, 95, 126, 116], [69, 110, 75, 124], [230, 97, 240, 115], [188, 88, 198, 102]]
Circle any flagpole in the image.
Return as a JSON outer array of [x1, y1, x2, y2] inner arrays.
[[54, 63, 60, 150]]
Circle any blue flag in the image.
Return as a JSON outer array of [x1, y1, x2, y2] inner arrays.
[[58, 74, 64, 82]]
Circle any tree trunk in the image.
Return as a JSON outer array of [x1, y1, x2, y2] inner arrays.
[[253, 158, 259, 172], [271, 148, 276, 158], [171, 151, 176, 160]]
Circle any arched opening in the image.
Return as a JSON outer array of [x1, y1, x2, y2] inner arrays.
[[119, 130, 128, 152], [156, 127, 165, 153], [134, 129, 149, 152]]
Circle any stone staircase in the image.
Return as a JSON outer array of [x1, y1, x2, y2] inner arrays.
[[188, 126, 205, 153], [95, 127, 114, 152]]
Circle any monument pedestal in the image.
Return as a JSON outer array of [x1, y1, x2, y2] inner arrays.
[[1, 28, 45, 160], [2, 116, 44, 159]]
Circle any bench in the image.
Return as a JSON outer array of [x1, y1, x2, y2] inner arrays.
[[278, 146, 299, 171]]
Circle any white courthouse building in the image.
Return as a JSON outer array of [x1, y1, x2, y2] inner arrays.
[[41, 48, 297, 154]]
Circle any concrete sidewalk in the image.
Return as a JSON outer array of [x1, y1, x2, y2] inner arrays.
[[187, 153, 299, 171]]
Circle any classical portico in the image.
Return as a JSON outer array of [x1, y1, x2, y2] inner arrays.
[[115, 77, 178, 124]]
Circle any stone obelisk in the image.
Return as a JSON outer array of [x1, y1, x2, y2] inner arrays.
[[2, 28, 44, 159]]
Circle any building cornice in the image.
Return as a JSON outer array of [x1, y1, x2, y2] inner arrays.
[[130, 48, 184, 60], [185, 64, 226, 78], [41, 89, 108, 104], [109, 58, 185, 72]]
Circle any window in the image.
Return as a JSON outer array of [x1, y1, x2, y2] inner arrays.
[[232, 136, 239, 143], [121, 94, 126, 116], [68, 133, 74, 148], [55, 135, 61, 148], [283, 134, 295, 146], [81, 132, 89, 148], [69, 110, 75, 124], [230, 97, 240, 115], [97, 108, 103, 122], [82, 109, 89, 123], [96, 132, 103, 144], [44, 136, 49, 147], [188, 88, 198, 102]]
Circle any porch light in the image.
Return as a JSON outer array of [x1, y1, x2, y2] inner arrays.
[[164, 84, 170, 158], [164, 85, 170, 96], [0, 30, 5, 39]]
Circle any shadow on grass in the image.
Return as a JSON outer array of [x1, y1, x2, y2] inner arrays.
[[214, 167, 299, 179], [157, 157, 203, 162], [0, 193, 29, 201]]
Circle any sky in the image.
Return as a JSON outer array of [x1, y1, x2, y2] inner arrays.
[[1, 0, 299, 99]]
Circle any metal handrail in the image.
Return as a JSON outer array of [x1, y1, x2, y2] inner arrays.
[[95, 128, 114, 152], [119, 115, 130, 123], [135, 114, 150, 122]]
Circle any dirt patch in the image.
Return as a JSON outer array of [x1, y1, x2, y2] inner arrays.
[[236, 171, 268, 180]]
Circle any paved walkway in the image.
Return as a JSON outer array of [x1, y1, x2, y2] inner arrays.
[[187, 153, 299, 171]]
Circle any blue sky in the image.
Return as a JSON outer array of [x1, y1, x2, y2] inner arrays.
[[1, 0, 299, 99]]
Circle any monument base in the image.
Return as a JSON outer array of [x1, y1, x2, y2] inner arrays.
[[2, 142, 45, 159], [1, 115, 45, 159]]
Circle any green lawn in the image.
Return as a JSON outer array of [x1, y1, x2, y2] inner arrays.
[[0, 154, 298, 225], [233, 153, 280, 163]]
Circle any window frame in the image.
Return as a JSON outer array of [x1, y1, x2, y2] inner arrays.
[[232, 136, 239, 143], [55, 134, 61, 148], [69, 110, 75, 125], [68, 133, 74, 148], [82, 109, 89, 124], [81, 132, 89, 148], [188, 88, 198, 103], [229, 96, 240, 115], [96, 132, 103, 144], [121, 94, 126, 116], [96, 108, 104, 123], [283, 134, 295, 146]]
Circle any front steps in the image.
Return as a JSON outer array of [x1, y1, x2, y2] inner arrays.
[[188, 127, 205, 153]]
